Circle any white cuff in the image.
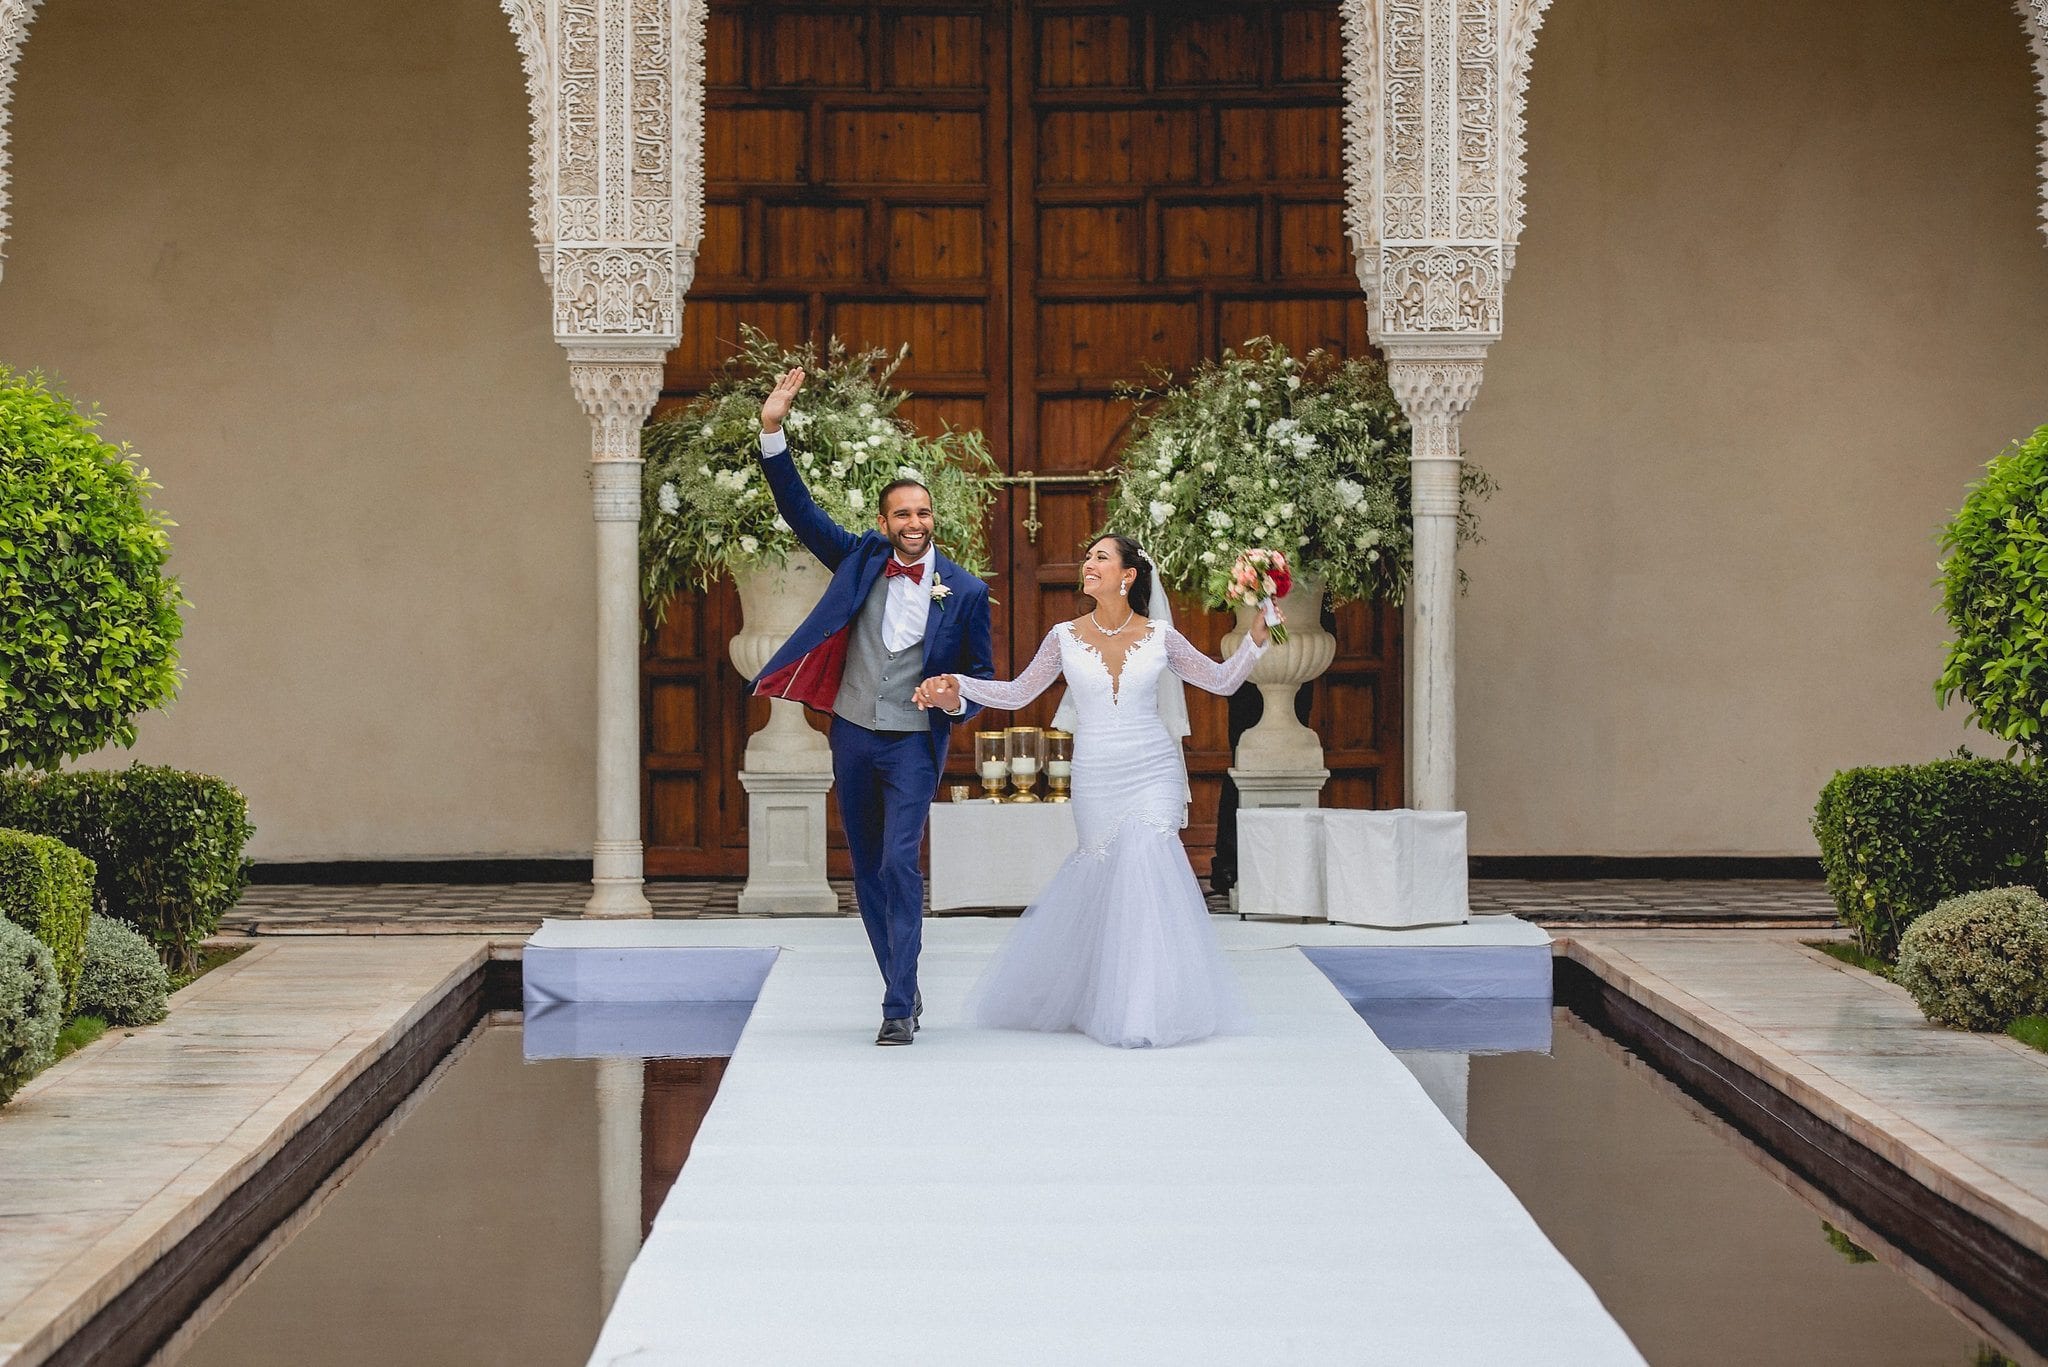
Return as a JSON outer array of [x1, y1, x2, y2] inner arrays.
[[759, 430, 787, 457]]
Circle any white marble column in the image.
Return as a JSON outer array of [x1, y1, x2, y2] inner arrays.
[[595, 1056, 645, 1311], [571, 349, 665, 918], [1387, 350, 1486, 814]]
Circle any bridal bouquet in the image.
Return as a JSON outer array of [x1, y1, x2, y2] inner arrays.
[[640, 325, 997, 620], [1212, 548, 1292, 643]]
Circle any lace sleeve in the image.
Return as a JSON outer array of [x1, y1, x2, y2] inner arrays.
[[951, 628, 1065, 712], [1164, 628, 1266, 697]]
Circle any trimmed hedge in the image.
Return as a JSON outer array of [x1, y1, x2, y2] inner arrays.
[[0, 917, 61, 1104], [0, 765, 253, 970], [1894, 887, 2048, 1031], [1812, 759, 2048, 958], [77, 914, 169, 1027], [0, 829, 92, 1012]]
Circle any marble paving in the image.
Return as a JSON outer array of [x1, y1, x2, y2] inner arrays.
[[0, 939, 488, 1367], [224, 876, 1839, 935], [1565, 931, 2048, 1261], [589, 921, 1644, 1366]]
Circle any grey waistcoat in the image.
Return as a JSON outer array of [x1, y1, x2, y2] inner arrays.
[[834, 572, 926, 733]]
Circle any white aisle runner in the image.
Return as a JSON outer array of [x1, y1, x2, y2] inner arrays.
[[588, 931, 1643, 1365]]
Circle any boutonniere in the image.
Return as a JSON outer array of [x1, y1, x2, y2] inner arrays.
[[929, 573, 952, 609]]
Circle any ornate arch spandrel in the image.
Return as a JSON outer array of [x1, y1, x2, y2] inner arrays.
[[1339, 0, 1384, 308], [1501, 0, 1553, 282], [2022, 0, 2048, 241], [0, 0, 41, 281], [501, 0, 554, 280]]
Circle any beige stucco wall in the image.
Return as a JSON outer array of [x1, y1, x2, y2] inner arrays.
[[0, 0, 594, 859], [1461, 0, 2048, 854]]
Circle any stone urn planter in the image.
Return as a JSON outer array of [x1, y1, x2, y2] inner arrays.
[[728, 550, 832, 773], [1221, 572, 1335, 807]]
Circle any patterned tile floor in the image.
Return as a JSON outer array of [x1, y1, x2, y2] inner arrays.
[[221, 877, 1842, 936]]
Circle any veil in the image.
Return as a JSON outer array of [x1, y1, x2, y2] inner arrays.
[[1051, 548, 1194, 827]]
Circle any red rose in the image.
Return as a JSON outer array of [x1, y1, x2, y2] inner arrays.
[[1270, 563, 1292, 599]]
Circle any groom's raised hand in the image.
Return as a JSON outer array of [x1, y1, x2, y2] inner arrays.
[[761, 367, 805, 435]]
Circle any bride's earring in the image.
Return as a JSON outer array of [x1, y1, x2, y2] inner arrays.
[[1119, 583, 1129, 597]]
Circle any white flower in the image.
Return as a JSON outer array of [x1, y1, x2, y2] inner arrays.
[[830, 461, 848, 478], [1200, 550, 1218, 565], [1149, 499, 1173, 526], [1201, 460, 1216, 474], [1276, 502, 1295, 520], [848, 489, 865, 512], [1334, 478, 1366, 510], [929, 576, 952, 604], [739, 535, 760, 555], [866, 434, 884, 448], [1246, 380, 1262, 393], [1286, 375, 1301, 391], [1207, 510, 1233, 530], [1297, 534, 1310, 547], [657, 482, 680, 515], [857, 402, 876, 417], [700, 424, 715, 438], [896, 465, 924, 481], [707, 532, 724, 546], [1268, 477, 1280, 489], [870, 417, 886, 431], [772, 514, 790, 532], [697, 463, 712, 476], [1246, 398, 1261, 409], [785, 410, 811, 432]]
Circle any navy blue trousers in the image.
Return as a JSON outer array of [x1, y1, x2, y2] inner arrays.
[[830, 718, 947, 1020]]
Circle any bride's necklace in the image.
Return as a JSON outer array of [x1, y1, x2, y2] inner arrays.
[[1090, 605, 1136, 637]]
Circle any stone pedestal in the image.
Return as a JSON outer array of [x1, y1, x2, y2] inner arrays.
[[1221, 573, 1335, 805], [736, 769, 840, 916]]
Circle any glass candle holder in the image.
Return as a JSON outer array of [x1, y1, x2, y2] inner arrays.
[[1004, 726, 1044, 802], [974, 731, 1009, 800], [1044, 730, 1073, 802]]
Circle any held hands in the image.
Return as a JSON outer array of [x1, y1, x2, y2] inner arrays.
[[1249, 601, 1284, 648], [761, 367, 805, 434], [914, 675, 962, 712]]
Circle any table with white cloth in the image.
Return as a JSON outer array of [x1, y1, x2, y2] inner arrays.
[[927, 801, 1077, 910], [1237, 808, 1471, 927]]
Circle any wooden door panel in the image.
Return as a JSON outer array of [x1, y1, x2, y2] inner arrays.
[[645, 2, 1399, 878]]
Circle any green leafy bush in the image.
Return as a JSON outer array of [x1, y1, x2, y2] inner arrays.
[[77, 914, 168, 1026], [0, 765, 253, 971], [1811, 759, 2048, 958], [0, 368, 185, 771], [0, 828, 92, 1011], [641, 326, 998, 611], [1937, 424, 2048, 757], [1893, 886, 2048, 1031], [0, 917, 61, 1103]]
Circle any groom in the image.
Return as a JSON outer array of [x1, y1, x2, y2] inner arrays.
[[750, 368, 993, 1046]]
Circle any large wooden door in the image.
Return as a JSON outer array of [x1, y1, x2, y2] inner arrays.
[[645, 2, 1402, 878]]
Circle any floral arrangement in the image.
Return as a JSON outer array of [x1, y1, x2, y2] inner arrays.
[[1211, 549, 1293, 643], [1104, 338, 1493, 609], [641, 326, 998, 616]]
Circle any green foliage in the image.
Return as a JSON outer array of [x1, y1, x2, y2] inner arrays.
[[77, 914, 168, 1026], [1893, 886, 2048, 1031], [641, 326, 998, 613], [1811, 759, 2048, 958], [55, 1014, 106, 1061], [0, 368, 186, 772], [1819, 1220, 1876, 1264], [0, 765, 254, 971], [0, 828, 92, 1011], [1807, 938, 1894, 979], [2008, 1013, 2048, 1053], [0, 917, 61, 1104], [1105, 339, 1494, 607], [1937, 425, 2048, 758]]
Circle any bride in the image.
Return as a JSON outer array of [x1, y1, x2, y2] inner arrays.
[[913, 534, 1277, 1048]]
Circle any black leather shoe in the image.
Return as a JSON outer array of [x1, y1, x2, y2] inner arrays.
[[913, 990, 923, 1032], [876, 1017, 915, 1046]]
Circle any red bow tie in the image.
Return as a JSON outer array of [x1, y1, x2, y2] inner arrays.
[[884, 559, 925, 584]]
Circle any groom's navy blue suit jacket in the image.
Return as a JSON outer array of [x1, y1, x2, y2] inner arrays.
[[751, 442, 994, 750]]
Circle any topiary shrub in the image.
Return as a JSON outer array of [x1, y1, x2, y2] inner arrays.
[[76, 914, 169, 1026], [0, 765, 253, 971], [1812, 758, 2048, 958], [0, 917, 62, 1103], [1893, 886, 2048, 1031], [0, 368, 185, 772], [1938, 424, 2048, 758], [0, 828, 92, 1011]]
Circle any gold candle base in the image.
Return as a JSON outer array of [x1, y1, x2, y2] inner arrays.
[[1004, 773, 1041, 802]]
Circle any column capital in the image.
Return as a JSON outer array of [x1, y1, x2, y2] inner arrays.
[[568, 354, 664, 464], [1385, 346, 1490, 426]]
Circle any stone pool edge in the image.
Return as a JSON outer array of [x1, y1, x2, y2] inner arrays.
[[1556, 933, 2048, 1355]]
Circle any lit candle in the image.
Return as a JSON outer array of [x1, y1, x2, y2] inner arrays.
[[1046, 759, 1072, 780], [980, 760, 1008, 784]]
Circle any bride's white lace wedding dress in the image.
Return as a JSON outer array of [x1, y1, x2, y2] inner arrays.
[[950, 621, 1265, 1048]]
